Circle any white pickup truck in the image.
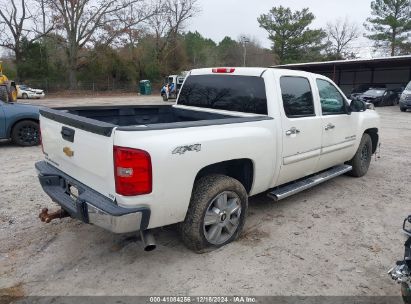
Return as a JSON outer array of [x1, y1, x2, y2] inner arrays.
[[36, 67, 380, 252]]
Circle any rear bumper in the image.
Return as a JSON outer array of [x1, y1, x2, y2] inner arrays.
[[35, 161, 150, 233]]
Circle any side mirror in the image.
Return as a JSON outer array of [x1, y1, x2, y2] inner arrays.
[[345, 103, 352, 115], [349, 99, 367, 112]]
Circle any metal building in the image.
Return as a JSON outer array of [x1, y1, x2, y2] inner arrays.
[[274, 55, 411, 96]]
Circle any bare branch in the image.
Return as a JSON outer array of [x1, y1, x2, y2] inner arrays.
[[326, 17, 360, 58], [145, 0, 199, 64]]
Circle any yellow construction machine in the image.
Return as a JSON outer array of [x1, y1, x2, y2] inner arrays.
[[0, 62, 17, 102]]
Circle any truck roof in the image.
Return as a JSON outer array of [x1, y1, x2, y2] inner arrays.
[[189, 67, 321, 79]]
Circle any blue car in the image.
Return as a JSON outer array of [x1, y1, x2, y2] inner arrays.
[[0, 100, 40, 146]]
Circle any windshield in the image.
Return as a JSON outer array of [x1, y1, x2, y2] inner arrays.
[[364, 89, 385, 96], [406, 82, 411, 91], [178, 74, 268, 115]]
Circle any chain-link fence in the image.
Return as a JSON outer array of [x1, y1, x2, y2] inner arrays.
[[20, 79, 161, 94]]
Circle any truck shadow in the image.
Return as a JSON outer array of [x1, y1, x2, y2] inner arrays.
[[0, 139, 13, 147]]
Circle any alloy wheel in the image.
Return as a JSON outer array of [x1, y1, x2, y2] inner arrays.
[[203, 191, 242, 245]]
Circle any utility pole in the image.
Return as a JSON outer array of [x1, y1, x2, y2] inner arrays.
[[241, 36, 250, 67]]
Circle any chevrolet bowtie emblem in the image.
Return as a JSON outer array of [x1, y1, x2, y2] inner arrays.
[[63, 147, 74, 157]]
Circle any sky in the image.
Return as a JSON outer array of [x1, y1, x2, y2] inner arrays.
[[187, 0, 374, 56]]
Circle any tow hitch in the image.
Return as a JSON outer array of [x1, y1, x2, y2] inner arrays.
[[389, 261, 411, 284], [39, 208, 70, 223]]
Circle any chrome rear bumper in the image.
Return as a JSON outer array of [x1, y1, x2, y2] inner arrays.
[[35, 161, 150, 234]]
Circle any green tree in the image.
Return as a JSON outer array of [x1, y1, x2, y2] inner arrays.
[[15, 37, 67, 87], [184, 31, 217, 67], [258, 6, 327, 63], [364, 0, 411, 56], [217, 37, 242, 66]]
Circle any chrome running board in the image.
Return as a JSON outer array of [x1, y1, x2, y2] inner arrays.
[[268, 164, 352, 201]]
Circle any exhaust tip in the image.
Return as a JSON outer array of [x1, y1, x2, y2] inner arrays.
[[140, 229, 156, 252], [144, 244, 157, 252]]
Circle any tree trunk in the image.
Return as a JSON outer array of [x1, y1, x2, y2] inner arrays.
[[69, 68, 77, 90], [14, 45, 22, 82], [391, 28, 397, 56], [391, 39, 396, 56], [68, 48, 78, 89]]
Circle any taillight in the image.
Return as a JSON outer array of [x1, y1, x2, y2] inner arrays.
[[212, 68, 235, 73], [113, 146, 152, 196]]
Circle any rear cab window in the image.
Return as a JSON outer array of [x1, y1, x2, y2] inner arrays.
[[279, 76, 315, 118], [177, 75, 268, 115]]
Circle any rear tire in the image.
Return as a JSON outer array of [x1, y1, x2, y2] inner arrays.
[[162, 94, 168, 102], [347, 133, 372, 177], [402, 283, 411, 304], [180, 174, 248, 253], [11, 120, 40, 146], [401, 107, 407, 112], [22, 93, 28, 99], [0, 86, 8, 102]]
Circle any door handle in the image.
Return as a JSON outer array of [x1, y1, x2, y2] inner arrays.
[[286, 127, 301, 136], [325, 123, 335, 131]]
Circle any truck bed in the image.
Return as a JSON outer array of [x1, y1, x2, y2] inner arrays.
[[40, 105, 270, 136], [67, 105, 232, 126]]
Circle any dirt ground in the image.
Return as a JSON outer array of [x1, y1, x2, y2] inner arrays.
[[1, 96, 411, 297]]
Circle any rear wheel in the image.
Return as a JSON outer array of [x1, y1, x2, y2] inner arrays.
[[11, 120, 40, 146], [392, 97, 399, 106], [0, 86, 8, 102], [180, 174, 248, 253], [402, 283, 411, 304], [401, 107, 407, 112], [22, 93, 28, 99], [347, 133, 372, 177], [162, 94, 168, 101]]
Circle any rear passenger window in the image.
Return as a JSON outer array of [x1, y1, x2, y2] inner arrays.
[[316, 79, 346, 115], [280, 77, 315, 118]]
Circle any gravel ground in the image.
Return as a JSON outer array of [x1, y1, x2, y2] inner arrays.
[[24, 94, 171, 107], [1, 97, 410, 297]]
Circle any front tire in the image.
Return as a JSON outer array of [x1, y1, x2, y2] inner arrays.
[[22, 93, 28, 99], [180, 175, 248, 253], [0, 86, 8, 102], [347, 133, 372, 177], [11, 120, 40, 146], [401, 107, 407, 112], [162, 94, 168, 102]]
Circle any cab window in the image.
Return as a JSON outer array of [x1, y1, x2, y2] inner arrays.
[[280, 76, 315, 118], [178, 75, 268, 115], [316, 79, 346, 115]]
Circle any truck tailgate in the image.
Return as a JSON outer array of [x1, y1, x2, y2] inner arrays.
[[40, 109, 116, 200]]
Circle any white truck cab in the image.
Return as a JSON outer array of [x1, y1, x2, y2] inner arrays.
[[36, 67, 380, 252]]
